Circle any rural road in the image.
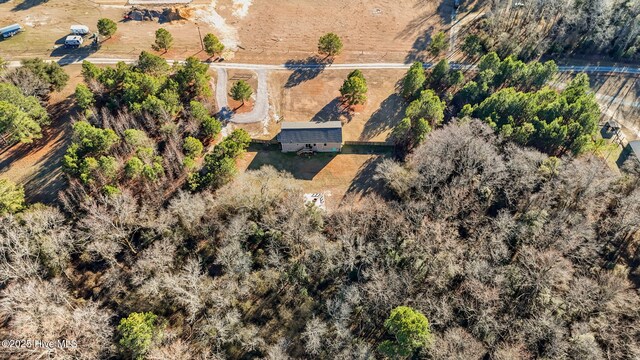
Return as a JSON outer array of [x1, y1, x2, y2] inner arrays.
[[6, 57, 640, 125], [7, 58, 640, 75]]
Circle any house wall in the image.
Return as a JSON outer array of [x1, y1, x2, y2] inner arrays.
[[281, 142, 342, 153]]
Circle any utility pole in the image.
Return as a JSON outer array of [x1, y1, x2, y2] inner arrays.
[[197, 24, 204, 51]]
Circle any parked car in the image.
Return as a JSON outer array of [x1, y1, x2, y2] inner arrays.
[[70, 25, 90, 36], [0, 23, 23, 39], [64, 35, 84, 48]]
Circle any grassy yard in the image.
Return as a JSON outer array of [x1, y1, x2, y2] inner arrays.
[[236, 144, 392, 210]]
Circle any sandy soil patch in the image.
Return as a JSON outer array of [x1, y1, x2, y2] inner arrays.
[[231, 0, 252, 18], [193, 1, 240, 51]]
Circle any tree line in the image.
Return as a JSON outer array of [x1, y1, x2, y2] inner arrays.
[[395, 52, 599, 157], [65, 52, 248, 199], [0, 121, 638, 359], [464, 0, 640, 61]]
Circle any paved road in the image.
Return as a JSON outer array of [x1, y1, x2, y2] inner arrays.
[[7, 58, 640, 74]]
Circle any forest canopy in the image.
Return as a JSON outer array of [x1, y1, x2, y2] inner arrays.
[[1, 120, 638, 359]]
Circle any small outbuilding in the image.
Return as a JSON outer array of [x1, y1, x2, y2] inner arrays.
[[0, 24, 23, 38], [604, 119, 622, 132], [278, 121, 343, 153]]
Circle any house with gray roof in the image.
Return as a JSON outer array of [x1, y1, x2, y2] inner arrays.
[[278, 121, 343, 153]]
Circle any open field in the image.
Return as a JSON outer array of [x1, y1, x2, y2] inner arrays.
[[0, 0, 213, 61], [236, 144, 392, 210], [0, 0, 450, 64]]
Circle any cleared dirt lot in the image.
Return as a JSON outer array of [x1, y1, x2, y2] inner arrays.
[[236, 144, 391, 211], [1, 0, 449, 64], [256, 68, 407, 142], [0, 65, 84, 204]]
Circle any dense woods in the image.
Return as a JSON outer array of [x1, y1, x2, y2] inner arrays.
[[396, 52, 599, 156], [470, 0, 640, 60], [1, 119, 638, 359], [0, 24, 638, 357], [64, 52, 247, 198]]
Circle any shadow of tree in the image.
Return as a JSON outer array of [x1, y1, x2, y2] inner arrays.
[[436, 0, 454, 26], [342, 156, 390, 204], [311, 97, 352, 123], [404, 26, 435, 63], [12, 0, 47, 11], [360, 93, 406, 141], [0, 97, 74, 204], [284, 56, 332, 88], [22, 136, 69, 204]]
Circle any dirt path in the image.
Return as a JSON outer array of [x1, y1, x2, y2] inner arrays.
[[216, 68, 269, 124]]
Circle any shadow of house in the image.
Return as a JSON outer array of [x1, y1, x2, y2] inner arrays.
[[12, 0, 47, 11], [246, 143, 335, 181], [284, 56, 332, 88], [311, 97, 352, 123], [616, 145, 634, 169], [360, 93, 405, 141], [404, 26, 435, 63]]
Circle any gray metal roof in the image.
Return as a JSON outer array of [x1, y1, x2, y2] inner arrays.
[[278, 121, 343, 144], [630, 140, 640, 162]]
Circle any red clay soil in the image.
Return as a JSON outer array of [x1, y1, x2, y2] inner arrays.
[[228, 98, 255, 114], [0, 99, 75, 204]]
